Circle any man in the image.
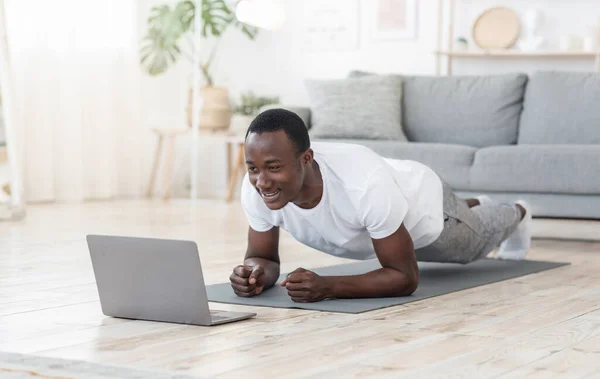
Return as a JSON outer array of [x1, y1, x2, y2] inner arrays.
[[229, 109, 531, 303]]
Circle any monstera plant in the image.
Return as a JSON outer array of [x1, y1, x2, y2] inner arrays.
[[140, 0, 259, 130]]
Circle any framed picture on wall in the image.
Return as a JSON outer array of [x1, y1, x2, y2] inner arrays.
[[371, 0, 418, 41], [302, 0, 360, 51]]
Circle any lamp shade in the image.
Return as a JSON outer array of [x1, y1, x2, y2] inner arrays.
[[235, 0, 286, 30]]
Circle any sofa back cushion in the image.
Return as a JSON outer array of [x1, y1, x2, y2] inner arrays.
[[304, 75, 408, 141], [402, 74, 528, 147], [349, 71, 527, 147], [517, 71, 600, 144]]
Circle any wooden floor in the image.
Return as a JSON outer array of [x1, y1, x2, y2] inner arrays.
[[1, 200, 600, 378]]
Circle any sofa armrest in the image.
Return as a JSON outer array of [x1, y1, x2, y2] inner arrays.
[[258, 104, 312, 130]]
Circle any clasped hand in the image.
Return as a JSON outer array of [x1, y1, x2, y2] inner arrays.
[[280, 267, 331, 302], [229, 265, 331, 302], [229, 265, 265, 297]]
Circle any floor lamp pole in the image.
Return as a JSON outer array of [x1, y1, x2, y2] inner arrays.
[[190, 0, 202, 201]]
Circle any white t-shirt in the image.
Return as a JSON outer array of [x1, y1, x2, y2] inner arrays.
[[241, 141, 444, 260]]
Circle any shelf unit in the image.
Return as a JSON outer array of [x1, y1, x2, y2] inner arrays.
[[435, 0, 600, 75]]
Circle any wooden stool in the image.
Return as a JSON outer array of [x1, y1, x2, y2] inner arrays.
[[146, 128, 246, 201], [224, 135, 246, 202]]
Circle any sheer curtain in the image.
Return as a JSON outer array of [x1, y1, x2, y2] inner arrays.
[[5, 0, 147, 203]]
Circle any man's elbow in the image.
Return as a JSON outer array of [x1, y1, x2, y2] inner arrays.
[[392, 271, 419, 296], [404, 275, 419, 295]]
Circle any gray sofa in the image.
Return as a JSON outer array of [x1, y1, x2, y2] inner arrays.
[[262, 71, 600, 219]]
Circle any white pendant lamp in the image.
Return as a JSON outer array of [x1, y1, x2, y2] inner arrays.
[[235, 0, 286, 30]]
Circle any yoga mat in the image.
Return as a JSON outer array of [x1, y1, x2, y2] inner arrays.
[[206, 258, 569, 314]]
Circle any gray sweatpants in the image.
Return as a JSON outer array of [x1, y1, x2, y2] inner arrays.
[[415, 180, 522, 264]]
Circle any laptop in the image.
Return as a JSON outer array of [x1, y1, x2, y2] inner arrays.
[[86, 234, 256, 326]]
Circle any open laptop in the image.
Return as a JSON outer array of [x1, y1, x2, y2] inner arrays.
[[86, 234, 256, 326]]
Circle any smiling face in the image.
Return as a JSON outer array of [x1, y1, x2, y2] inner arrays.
[[245, 130, 311, 210]]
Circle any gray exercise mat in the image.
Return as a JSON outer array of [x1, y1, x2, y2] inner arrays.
[[206, 258, 569, 314]]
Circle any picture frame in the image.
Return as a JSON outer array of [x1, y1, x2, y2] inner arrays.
[[302, 0, 360, 51], [371, 0, 418, 41]]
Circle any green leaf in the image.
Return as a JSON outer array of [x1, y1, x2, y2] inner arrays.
[[140, 52, 152, 65], [139, 0, 260, 78], [139, 3, 189, 76], [199, 0, 233, 38], [235, 20, 259, 40]]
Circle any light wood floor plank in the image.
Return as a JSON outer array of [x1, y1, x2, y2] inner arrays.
[[498, 348, 600, 379], [375, 309, 600, 379]]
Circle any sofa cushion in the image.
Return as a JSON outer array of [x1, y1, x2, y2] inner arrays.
[[304, 75, 408, 141], [349, 71, 527, 147], [471, 145, 600, 194], [314, 138, 476, 190], [518, 71, 600, 144]]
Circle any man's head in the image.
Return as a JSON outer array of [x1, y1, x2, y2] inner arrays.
[[244, 108, 313, 210]]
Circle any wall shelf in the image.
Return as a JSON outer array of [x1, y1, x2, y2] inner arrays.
[[435, 0, 600, 74], [435, 50, 599, 59]]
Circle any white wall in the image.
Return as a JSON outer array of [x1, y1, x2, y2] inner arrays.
[[137, 0, 600, 199]]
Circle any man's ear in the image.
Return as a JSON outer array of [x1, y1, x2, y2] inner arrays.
[[301, 148, 314, 165]]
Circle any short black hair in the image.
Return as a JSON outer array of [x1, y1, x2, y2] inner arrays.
[[245, 108, 310, 153]]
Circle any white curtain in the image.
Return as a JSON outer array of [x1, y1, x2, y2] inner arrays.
[[5, 0, 147, 203]]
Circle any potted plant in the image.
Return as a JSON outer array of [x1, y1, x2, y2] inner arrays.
[[230, 91, 280, 133], [140, 0, 259, 131]]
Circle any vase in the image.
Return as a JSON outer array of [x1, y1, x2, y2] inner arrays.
[[187, 86, 232, 131], [518, 10, 544, 51]]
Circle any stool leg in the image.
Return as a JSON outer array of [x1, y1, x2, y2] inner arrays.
[[146, 134, 164, 198], [226, 143, 245, 202], [226, 141, 232, 181], [162, 136, 176, 201]]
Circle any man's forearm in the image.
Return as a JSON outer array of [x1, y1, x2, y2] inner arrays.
[[327, 268, 418, 299], [244, 257, 280, 288]]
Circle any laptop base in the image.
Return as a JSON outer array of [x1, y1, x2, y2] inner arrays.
[[209, 310, 256, 325]]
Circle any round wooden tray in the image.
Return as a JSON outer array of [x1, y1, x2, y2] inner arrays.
[[472, 7, 520, 49]]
